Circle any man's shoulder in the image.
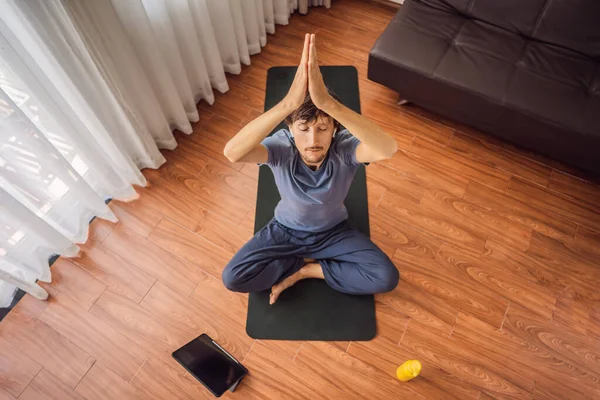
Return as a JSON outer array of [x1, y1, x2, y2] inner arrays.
[[331, 129, 361, 166], [332, 128, 352, 142], [260, 129, 295, 167], [263, 129, 293, 148], [331, 129, 358, 153]]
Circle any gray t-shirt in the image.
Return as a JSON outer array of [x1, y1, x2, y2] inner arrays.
[[259, 128, 363, 232]]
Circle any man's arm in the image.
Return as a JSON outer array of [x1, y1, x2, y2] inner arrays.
[[306, 34, 398, 163], [223, 101, 295, 163], [224, 34, 311, 163], [323, 99, 398, 162]]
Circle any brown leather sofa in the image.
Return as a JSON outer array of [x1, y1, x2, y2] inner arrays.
[[368, 0, 600, 175]]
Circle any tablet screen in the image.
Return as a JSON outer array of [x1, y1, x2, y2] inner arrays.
[[172, 334, 247, 397]]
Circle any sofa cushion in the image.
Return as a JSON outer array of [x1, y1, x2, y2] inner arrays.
[[371, 0, 600, 137], [586, 74, 600, 135], [418, 0, 547, 36], [370, 0, 462, 75], [532, 0, 600, 58], [506, 43, 600, 136], [418, 0, 600, 57], [434, 20, 526, 100]]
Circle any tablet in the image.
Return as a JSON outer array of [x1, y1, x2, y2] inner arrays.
[[172, 334, 248, 397]]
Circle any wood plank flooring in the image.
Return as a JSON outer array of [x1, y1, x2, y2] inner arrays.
[[2, 0, 600, 398]]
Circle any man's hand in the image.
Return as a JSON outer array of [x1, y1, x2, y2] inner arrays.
[[308, 34, 334, 110], [224, 34, 310, 163], [304, 34, 398, 162], [282, 33, 310, 110]]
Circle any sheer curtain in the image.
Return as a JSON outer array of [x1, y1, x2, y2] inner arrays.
[[0, 0, 332, 307]]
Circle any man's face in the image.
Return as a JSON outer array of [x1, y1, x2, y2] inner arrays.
[[289, 115, 336, 167]]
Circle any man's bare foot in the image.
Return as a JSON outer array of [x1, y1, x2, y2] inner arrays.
[[270, 261, 324, 305], [270, 268, 305, 305]]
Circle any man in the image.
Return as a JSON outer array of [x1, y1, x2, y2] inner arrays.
[[223, 34, 399, 305]]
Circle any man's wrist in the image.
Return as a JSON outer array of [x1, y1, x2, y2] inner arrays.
[[278, 98, 298, 115], [320, 96, 340, 115]]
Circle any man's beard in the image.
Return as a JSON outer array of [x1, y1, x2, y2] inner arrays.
[[301, 151, 326, 166]]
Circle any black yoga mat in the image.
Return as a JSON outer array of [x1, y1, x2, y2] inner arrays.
[[245, 66, 376, 341]]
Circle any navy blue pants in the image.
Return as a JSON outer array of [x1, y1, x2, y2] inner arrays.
[[222, 218, 399, 295]]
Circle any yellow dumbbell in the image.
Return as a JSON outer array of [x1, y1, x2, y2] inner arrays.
[[396, 360, 422, 382]]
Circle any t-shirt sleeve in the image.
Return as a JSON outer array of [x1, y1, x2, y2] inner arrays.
[[258, 130, 292, 167], [332, 129, 363, 167]]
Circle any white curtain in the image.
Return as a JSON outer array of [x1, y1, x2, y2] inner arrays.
[[0, 0, 331, 307]]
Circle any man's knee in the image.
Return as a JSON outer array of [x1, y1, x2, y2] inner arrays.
[[222, 264, 244, 292], [222, 258, 278, 293], [374, 259, 399, 293]]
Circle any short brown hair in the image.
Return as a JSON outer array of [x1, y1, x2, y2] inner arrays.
[[284, 89, 341, 131]]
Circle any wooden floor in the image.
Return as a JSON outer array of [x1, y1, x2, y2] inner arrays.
[[2, 0, 600, 399]]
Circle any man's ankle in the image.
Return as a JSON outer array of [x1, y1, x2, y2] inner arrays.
[[298, 264, 309, 278]]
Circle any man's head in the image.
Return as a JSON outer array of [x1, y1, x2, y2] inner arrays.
[[285, 90, 340, 168]]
